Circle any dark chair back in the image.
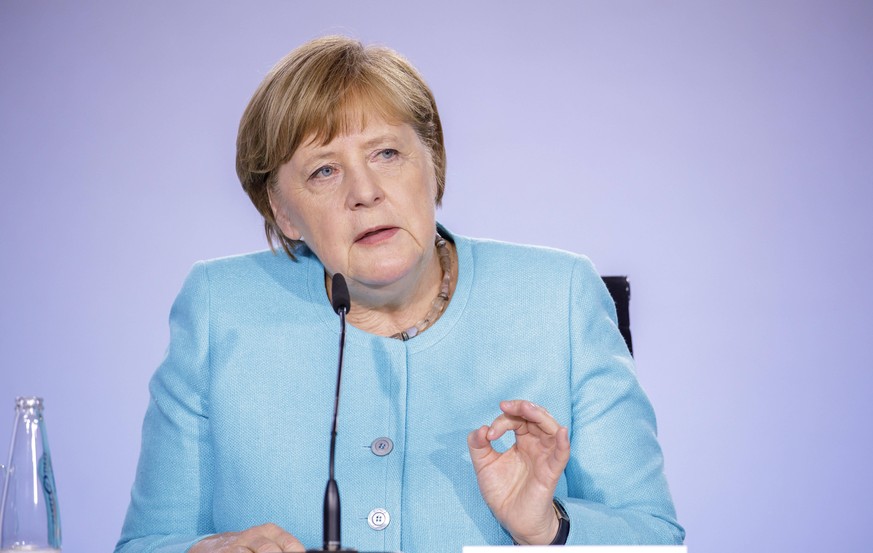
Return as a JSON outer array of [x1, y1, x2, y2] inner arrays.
[[601, 276, 632, 356]]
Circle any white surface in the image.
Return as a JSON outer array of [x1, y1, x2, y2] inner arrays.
[[464, 547, 686, 553]]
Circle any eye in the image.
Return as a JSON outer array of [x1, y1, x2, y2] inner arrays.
[[310, 165, 336, 180], [378, 149, 398, 160]]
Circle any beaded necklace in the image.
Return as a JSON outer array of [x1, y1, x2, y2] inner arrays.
[[391, 236, 452, 341]]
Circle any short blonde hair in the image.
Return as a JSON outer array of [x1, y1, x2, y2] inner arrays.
[[236, 35, 446, 258]]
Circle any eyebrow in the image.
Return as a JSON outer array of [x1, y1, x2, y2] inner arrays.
[[360, 133, 400, 149], [299, 133, 403, 166]]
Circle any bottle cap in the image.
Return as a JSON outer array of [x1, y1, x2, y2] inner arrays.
[[15, 396, 44, 409]]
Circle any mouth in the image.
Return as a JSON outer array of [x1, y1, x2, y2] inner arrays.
[[354, 226, 399, 244]]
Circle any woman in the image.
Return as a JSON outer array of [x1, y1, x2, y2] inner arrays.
[[116, 36, 684, 553]]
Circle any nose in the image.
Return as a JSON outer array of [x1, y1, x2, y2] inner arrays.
[[344, 164, 384, 209]]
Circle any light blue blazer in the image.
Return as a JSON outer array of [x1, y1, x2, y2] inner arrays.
[[116, 230, 684, 553]]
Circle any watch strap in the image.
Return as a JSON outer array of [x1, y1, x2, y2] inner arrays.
[[549, 498, 570, 546]]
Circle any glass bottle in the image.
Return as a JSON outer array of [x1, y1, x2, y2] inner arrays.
[[0, 397, 61, 553]]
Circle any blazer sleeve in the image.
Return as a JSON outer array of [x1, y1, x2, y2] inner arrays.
[[561, 257, 685, 545], [115, 262, 215, 553]]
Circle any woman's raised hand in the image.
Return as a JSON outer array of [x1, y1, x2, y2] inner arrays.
[[467, 400, 571, 545], [188, 523, 304, 553]]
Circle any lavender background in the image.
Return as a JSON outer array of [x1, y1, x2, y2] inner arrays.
[[1, 1, 871, 552]]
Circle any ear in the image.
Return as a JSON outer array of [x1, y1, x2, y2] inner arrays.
[[268, 188, 302, 241]]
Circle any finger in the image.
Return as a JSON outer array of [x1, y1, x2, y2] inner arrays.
[[251, 523, 284, 538], [484, 402, 557, 441], [485, 412, 526, 440], [557, 426, 571, 461], [524, 425, 572, 494], [262, 527, 304, 553], [486, 405, 554, 440], [278, 534, 304, 553], [245, 535, 283, 553], [241, 524, 301, 553], [498, 400, 562, 434], [499, 400, 554, 425]]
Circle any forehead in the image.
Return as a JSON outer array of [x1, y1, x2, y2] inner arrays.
[[301, 87, 409, 149]]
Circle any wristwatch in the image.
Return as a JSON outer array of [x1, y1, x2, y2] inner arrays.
[[549, 498, 570, 546]]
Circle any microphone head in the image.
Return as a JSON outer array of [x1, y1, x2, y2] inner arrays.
[[330, 273, 351, 315]]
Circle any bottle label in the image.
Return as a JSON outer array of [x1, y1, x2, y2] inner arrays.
[[37, 454, 61, 549]]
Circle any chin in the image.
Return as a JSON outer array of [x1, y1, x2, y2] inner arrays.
[[352, 256, 420, 289]]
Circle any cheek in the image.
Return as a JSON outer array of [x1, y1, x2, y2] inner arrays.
[[410, 156, 439, 203], [422, 156, 439, 201], [272, 195, 310, 241], [423, 174, 440, 210]]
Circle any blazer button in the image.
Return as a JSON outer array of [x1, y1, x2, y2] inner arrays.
[[370, 437, 394, 456], [367, 508, 390, 531]]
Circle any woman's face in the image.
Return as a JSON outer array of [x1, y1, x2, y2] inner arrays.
[[271, 117, 439, 293]]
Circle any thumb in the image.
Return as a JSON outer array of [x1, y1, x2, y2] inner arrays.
[[467, 425, 496, 465]]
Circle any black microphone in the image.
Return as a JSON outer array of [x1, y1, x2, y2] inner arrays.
[[309, 274, 354, 552], [331, 273, 351, 315], [308, 275, 397, 553]]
